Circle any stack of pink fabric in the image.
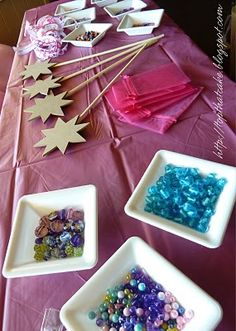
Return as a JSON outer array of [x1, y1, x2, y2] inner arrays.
[[105, 63, 203, 133]]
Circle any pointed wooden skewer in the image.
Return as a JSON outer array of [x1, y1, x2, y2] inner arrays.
[[77, 42, 148, 123], [21, 35, 164, 80], [23, 35, 164, 98], [66, 47, 147, 97], [24, 44, 147, 98], [54, 35, 164, 68]]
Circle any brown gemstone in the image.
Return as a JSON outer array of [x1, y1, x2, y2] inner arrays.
[[39, 216, 50, 228], [50, 219, 64, 233], [35, 225, 49, 238]]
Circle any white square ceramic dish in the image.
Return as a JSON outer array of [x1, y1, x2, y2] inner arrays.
[[2, 185, 98, 278], [63, 8, 96, 30], [124, 150, 236, 248], [62, 23, 112, 47], [55, 0, 86, 16], [117, 9, 164, 35], [104, 0, 147, 20], [91, 0, 118, 8], [60, 236, 223, 331]]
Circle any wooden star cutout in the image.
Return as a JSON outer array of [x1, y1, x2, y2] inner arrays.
[[34, 116, 89, 156], [24, 91, 73, 123], [21, 59, 56, 80], [23, 76, 62, 98]]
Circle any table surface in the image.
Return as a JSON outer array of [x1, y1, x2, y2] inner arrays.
[[0, 1, 235, 330]]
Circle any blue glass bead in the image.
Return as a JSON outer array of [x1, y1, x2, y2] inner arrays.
[[70, 234, 84, 247], [178, 306, 185, 315], [88, 311, 96, 319], [60, 231, 72, 242], [148, 186, 159, 195]]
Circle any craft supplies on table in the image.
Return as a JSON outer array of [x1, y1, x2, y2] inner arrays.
[[117, 9, 164, 35], [60, 237, 223, 331], [62, 23, 113, 47], [124, 150, 236, 248], [2, 185, 98, 278], [91, 0, 118, 7], [104, 0, 147, 20], [63, 7, 96, 30], [54, 0, 86, 16]]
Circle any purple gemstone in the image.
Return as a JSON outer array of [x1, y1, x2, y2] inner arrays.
[[35, 238, 43, 244], [70, 234, 84, 247], [57, 209, 66, 220]]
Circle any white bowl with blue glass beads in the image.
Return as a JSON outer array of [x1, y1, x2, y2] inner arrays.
[[124, 150, 236, 248]]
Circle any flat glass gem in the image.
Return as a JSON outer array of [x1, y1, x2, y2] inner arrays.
[[144, 164, 227, 233]]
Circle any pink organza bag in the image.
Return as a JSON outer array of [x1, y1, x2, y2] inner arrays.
[[105, 62, 203, 133]]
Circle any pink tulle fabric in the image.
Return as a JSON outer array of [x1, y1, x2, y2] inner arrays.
[[105, 63, 203, 133]]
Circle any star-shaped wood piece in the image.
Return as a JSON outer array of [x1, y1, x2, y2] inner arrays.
[[23, 76, 62, 98], [21, 59, 56, 80], [34, 116, 89, 156], [24, 91, 73, 123]]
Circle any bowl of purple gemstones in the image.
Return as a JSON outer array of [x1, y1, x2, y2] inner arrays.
[[104, 0, 147, 21], [117, 9, 164, 35], [124, 150, 236, 248], [62, 23, 113, 47], [60, 236, 222, 331], [2, 185, 98, 278]]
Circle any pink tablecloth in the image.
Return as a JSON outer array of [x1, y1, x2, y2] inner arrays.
[[0, 1, 235, 330]]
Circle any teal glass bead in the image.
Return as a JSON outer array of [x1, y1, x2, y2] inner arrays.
[[88, 311, 96, 319], [134, 323, 143, 331], [130, 279, 137, 287], [112, 313, 119, 323], [101, 312, 109, 320], [138, 282, 146, 291]]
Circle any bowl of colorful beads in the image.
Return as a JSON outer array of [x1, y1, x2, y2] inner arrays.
[[55, 0, 87, 16], [124, 150, 236, 248], [104, 0, 147, 21], [62, 23, 113, 47], [2, 185, 98, 278], [117, 9, 164, 35], [63, 8, 97, 30], [91, 0, 118, 8], [60, 236, 222, 331]]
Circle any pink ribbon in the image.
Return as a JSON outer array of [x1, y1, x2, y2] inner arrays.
[[15, 15, 68, 61]]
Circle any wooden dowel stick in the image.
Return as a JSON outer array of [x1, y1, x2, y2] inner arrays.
[[59, 43, 144, 82], [77, 42, 148, 123], [54, 34, 164, 68], [66, 48, 140, 97]]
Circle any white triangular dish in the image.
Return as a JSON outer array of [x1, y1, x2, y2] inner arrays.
[[2, 185, 98, 278]]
